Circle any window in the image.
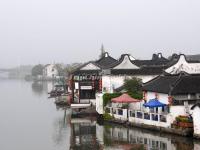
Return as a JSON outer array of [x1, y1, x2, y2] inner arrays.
[[118, 109, 123, 115], [136, 112, 143, 119], [151, 114, 158, 121], [144, 113, 150, 120], [130, 111, 135, 117]]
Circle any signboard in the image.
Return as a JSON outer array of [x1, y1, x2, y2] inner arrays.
[[80, 86, 92, 90]]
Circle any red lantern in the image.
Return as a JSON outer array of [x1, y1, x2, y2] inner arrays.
[[168, 96, 172, 105]]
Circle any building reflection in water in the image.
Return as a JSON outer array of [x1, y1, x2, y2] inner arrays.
[[69, 119, 194, 150], [52, 107, 71, 149], [70, 118, 102, 150], [31, 81, 56, 95], [31, 81, 44, 95]]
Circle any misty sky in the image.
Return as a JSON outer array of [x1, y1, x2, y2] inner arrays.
[[0, 0, 200, 68]]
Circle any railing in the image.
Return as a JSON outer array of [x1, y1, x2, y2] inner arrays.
[[105, 107, 167, 123], [129, 110, 167, 123]]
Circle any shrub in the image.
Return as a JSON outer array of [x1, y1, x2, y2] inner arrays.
[[176, 116, 192, 123], [103, 113, 114, 121]]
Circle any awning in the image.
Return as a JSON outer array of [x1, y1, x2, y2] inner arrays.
[[143, 98, 166, 108], [111, 93, 141, 103]]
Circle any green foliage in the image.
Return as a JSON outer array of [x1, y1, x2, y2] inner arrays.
[[124, 77, 143, 99], [124, 77, 142, 93], [103, 113, 114, 121], [31, 64, 43, 76], [128, 91, 143, 100], [176, 116, 192, 123], [103, 93, 122, 107]]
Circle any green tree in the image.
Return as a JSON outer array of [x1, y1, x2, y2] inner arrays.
[[31, 64, 43, 77], [123, 77, 143, 99]]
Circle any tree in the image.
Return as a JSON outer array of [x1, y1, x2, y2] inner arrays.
[[55, 64, 65, 76], [64, 63, 82, 76], [123, 77, 143, 99], [31, 64, 43, 77]]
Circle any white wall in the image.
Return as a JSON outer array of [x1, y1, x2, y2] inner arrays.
[[165, 55, 200, 74], [96, 93, 104, 114], [102, 75, 157, 93], [113, 55, 139, 69], [128, 110, 171, 128], [113, 108, 128, 121], [169, 106, 186, 121], [43, 64, 58, 78], [192, 107, 200, 136]]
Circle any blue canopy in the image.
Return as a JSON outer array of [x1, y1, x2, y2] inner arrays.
[[143, 98, 166, 108]]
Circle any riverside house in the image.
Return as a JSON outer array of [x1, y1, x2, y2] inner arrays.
[[102, 53, 169, 93], [70, 52, 169, 105], [105, 73, 200, 136], [70, 52, 117, 104], [43, 64, 59, 79]]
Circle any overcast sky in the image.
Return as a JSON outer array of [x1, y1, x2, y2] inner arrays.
[[0, 0, 200, 68]]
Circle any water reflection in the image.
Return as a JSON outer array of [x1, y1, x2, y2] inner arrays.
[[68, 119, 194, 150], [70, 118, 102, 150], [52, 108, 71, 146], [31, 81, 55, 95], [32, 82, 44, 95]]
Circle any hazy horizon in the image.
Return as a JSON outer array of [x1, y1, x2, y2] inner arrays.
[[1, 0, 200, 68]]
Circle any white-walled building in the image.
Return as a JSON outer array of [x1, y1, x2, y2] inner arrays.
[[142, 73, 200, 127], [102, 53, 170, 93], [43, 64, 59, 79], [191, 103, 200, 138], [165, 54, 200, 74]]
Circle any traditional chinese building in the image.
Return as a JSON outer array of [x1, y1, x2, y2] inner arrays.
[[102, 53, 170, 93], [70, 52, 117, 104]]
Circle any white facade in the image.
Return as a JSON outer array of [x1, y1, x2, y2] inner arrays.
[[113, 55, 139, 69], [145, 91, 192, 124], [191, 106, 200, 137], [80, 62, 100, 70], [102, 75, 157, 93], [165, 55, 200, 74], [43, 64, 59, 78], [95, 93, 104, 114]]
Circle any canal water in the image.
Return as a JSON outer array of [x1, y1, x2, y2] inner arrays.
[[0, 80, 199, 150]]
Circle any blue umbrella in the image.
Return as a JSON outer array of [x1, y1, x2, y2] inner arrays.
[[143, 98, 166, 108]]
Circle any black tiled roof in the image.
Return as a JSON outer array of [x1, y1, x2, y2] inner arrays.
[[110, 66, 166, 75], [171, 75, 200, 94], [186, 54, 200, 62], [133, 53, 170, 67], [133, 60, 169, 67], [95, 52, 118, 69], [72, 69, 100, 75], [191, 103, 200, 110], [143, 74, 200, 95]]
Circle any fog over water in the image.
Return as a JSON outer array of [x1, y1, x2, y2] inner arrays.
[[1, 0, 200, 68]]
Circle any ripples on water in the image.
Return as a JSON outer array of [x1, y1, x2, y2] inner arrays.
[[0, 80, 198, 150]]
